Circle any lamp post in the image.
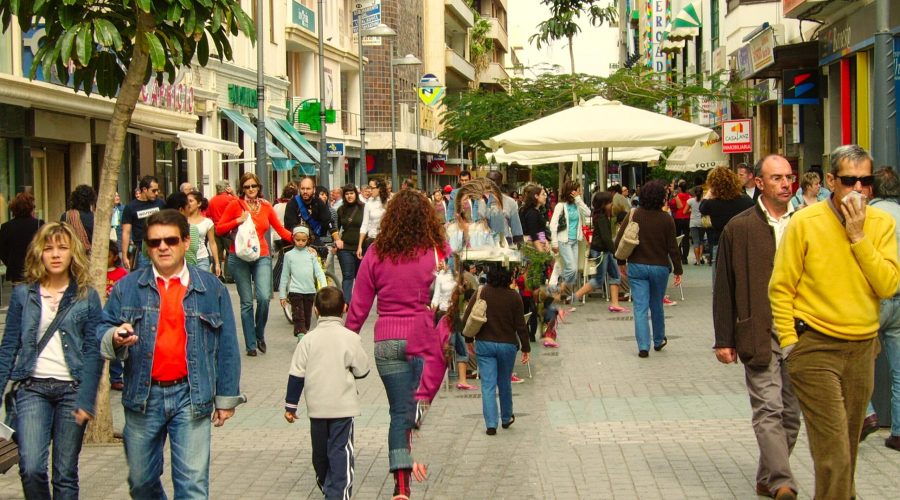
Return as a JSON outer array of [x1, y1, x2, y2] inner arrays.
[[389, 49, 421, 191], [358, 23, 397, 187]]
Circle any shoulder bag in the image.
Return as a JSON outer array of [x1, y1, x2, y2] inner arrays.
[[2, 297, 77, 474], [462, 286, 488, 338], [614, 208, 640, 260]]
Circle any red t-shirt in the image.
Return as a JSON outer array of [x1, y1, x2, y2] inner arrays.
[[106, 267, 128, 297], [151, 277, 188, 381], [672, 192, 692, 220], [207, 193, 236, 224]]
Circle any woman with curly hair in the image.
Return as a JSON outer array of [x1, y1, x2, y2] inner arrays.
[[614, 180, 683, 358], [0, 222, 103, 498], [61, 184, 96, 253], [346, 189, 449, 500], [699, 166, 754, 274]]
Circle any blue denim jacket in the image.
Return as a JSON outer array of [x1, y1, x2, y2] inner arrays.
[[0, 283, 103, 415], [99, 265, 244, 417]]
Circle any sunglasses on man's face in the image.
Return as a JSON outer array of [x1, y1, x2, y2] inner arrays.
[[837, 175, 874, 187], [146, 236, 182, 248]]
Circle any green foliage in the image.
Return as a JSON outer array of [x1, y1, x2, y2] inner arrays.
[[439, 69, 756, 156], [529, 0, 617, 50], [0, 0, 255, 97], [469, 11, 493, 74], [521, 244, 555, 290]]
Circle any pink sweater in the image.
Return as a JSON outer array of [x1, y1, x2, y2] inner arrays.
[[346, 245, 448, 341]]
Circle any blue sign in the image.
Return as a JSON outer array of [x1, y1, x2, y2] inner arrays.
[[326, 142, 345, 157]]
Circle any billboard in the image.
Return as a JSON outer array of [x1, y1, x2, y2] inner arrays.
[[722, 119, 752, 154]]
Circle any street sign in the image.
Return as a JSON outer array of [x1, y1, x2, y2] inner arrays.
[[418, 74, 444, 107], [352, 0, 382, 46], [722, 119, 752, 154], [326, 142, 345, 157]]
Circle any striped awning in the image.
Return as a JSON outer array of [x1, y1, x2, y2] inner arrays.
[[667, 0, 702, 41]]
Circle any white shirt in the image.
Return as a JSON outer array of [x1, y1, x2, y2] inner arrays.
[[430, 270, 456, 311], [360, 197, 386, 239], [192, 218, 214, 260], [757, 197, 794, 249], [33, 287, 74, 381], [153, 260, 191, 290]]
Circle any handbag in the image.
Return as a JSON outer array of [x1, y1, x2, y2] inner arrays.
[[614, 208, 640, 260], [234, 216, 261, 262], [1, 298, 76, 474], [701, 214, 713, 229], [462, 286, 488, 338]]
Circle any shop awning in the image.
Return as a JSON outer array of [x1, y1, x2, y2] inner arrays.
[[264, 120, 317, 176], [220, 108, 296, 171], [748, 41, 819, 80], [665, 139, 727, 173], [668, 0, 702, 41], [274, 118, 321, 164], [127, 125, 243, 156]]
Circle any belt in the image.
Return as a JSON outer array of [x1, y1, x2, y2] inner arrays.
[[150, 376, 188, 387]]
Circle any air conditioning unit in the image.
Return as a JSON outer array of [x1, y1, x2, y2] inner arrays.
[[784, 0, 856, 21]]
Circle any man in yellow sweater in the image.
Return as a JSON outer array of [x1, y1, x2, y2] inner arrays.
[[769, 144, 900, 499]]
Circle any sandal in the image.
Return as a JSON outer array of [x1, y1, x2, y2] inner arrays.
[[608, 305, 630, 313], [543, 340, 559, 348], [456, 382, 476, 390]]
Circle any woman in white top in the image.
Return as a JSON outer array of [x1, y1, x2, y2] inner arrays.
[[357, 177, 389, 259], [0, 222, 103, 498], [686, 186, 705, 265], [548, 180, 591, 294], [186, 191, 220, 275]]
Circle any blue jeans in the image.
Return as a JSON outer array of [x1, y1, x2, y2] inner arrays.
[[475, 341, 518, 429], [374, 340, 418, 471], [867, 295, 900, 435], [124, 383, 211, 500], [227, 253, 272, 351], [14, 378, 86, 500], [628, 262, 669, 352], [135, 251, 152, 270], [337, 249, 360, 303], [589, 250, 620, 289], [196, 257, 211, 273], [557, 240, 579, 286], [109, 360, 124, 384]]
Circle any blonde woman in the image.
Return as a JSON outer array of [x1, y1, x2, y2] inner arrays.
[[0, 222, 103, 498]]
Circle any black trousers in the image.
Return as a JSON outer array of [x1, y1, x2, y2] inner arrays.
[[289, 293, 316, 335], [310, 417, 355, 500]]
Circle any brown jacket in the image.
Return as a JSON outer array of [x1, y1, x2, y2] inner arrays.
[[713, 203, 778, 368]]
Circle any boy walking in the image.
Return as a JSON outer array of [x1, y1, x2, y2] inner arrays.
[[284, 287, 370, 499]]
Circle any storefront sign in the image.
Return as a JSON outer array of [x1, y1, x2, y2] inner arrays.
[[139, 79, 195, 113], [736, 45, 753, 80], [711, 46, 726, 73], [326, 142, 344, 157], [648, 0, 670, 73], [782, 68, 820, 105], [291, 2, 315, 33], [819, 2, 900, 63], [753, 79, 778, 105], [228, 84, 257, 108], [352, 0, 382, 46], [722, 119, 752, 154], [749, 28, 776, 74]]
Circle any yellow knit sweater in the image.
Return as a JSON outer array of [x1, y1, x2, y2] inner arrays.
[[769, 199, 900, 347]]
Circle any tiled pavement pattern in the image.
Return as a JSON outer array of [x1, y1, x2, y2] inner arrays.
[[2, 264, 900, 499]]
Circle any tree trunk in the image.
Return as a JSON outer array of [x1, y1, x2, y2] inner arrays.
[[84, 11, 154, 444], [568, 34, 577, 105]]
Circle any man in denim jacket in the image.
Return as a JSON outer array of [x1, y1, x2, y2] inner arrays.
[[99, 209, 244, 499]]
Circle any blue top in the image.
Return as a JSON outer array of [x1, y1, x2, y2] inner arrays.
[[279, 247, 326, 298], [566, 203, 578, 241]]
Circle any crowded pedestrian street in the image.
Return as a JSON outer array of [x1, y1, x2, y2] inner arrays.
[[2, 263, 898, 500]]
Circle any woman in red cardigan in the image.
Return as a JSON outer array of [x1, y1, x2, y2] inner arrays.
[[216, 173, 292, 356]]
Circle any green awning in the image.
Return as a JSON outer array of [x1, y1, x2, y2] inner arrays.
[[275, 118, 321, 163], [264, 120, 317, 176], [220, 108, 296, 171]]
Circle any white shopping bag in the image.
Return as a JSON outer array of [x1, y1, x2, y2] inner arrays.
[[234, 217, 261, 262]]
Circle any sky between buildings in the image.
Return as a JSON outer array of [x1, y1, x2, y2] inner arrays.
[[507, 0, 619, 77]]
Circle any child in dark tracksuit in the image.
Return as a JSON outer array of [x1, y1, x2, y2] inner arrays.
[[284, 287, 370, 499]]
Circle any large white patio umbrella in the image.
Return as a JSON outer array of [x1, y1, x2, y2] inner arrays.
[[484, 96, 717, 153], [487, 147, 661, 165], [665, 139, 727, 172]]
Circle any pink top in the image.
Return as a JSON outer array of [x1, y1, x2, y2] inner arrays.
[[346, 244, 450, 342]]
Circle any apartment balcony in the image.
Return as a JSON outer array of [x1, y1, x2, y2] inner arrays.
[[445, 0, 475, 29], [445, 47, 476, 90], [488, 17, 508, 51], [479, 62, 509, 89]]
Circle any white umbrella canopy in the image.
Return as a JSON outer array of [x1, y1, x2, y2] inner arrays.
[[484, 96, 717, 153], [665, 139, 727, 173], [487, 147, 661, 165]]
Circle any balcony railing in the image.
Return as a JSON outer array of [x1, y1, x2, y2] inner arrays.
[[488, 17, 508, 51]]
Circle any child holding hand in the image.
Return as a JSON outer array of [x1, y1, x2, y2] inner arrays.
[[280, 226, 327, 338], [284, 287, 370, 499]]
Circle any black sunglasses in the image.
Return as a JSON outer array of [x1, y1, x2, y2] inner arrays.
[[837, 175, 874, 187], [243, 184, 260, 190], [146, 236, 182, 248]]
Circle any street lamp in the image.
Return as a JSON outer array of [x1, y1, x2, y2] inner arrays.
[[358, 23, 396, 186], [389, 51, 421, 191]]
